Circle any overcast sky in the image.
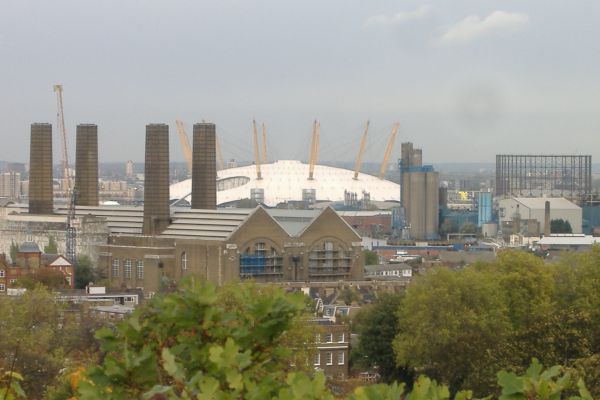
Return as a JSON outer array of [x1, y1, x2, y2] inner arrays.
[[1, 0, 599, 165]]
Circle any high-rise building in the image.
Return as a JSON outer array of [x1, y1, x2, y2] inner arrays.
[[0, 172, 21, 200], [125, 160, 134, 178], [399, 143, 439, 240]]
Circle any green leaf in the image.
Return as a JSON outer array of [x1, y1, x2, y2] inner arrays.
[[497, 371, 524, 397], [162, 347, 186, 381]]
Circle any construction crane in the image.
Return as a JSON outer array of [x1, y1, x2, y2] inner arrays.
[[175, 120, 193, 175], [308, 120, 319, 180], [379, 122, 400, 179], [252, 119, 262, 180], [54, 85, 71, 191], [261, 123, 268, 163], [54, 84, 76, 265], [353, 120, 370, 180]]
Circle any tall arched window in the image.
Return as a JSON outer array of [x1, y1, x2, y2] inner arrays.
[[239, 241, 282, 281], [308, 239, 351, 281], [181, 252, 188, 270]]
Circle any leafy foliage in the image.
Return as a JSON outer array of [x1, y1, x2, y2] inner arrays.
[[364, 250, 379, 265], [9, 240, 18, 265], [77, 279, 317, 399], [74, 255, 97, 289], [0, 370, 26, 400], [44, 235, 58, 254], [16, 267, 69, 289], [392, 250, 600, 395], [352, 293, 413, 383], [551, 218, 573, 234]]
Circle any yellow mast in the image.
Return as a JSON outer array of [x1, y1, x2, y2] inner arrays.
[[308, 120, 318, 180], [353, 120, 370, 180], [175, 120, 193, 175], [261, 123, 268, 164], [215, 134, 225, 171], [379, 122, 400, 179], [252, 119, 262, 180]]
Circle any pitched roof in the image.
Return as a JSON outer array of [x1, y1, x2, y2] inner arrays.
[[19, 241, 40, 253]]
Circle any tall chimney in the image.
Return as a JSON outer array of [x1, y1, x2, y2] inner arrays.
[[143, 124, 170, 235], [191, 123, 216, 209], [29, 123, 53, 214], [544, 200, 551, 236], [75, 124, 99, 206]]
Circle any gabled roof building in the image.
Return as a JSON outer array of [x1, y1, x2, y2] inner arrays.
[[98, 206, 364, 295]]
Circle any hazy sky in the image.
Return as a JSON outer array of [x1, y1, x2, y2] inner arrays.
[[1, 0, 599, 165]]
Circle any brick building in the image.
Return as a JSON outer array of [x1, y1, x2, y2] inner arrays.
[[98, 206, 364, 295], [313, 319, 350, 379]]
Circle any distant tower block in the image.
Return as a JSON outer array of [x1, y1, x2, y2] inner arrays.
[[29, 123, 53, 214], [143, 124, 170, 235], [75, 124, 99, 206], [192, 123, 216, 209], [125, 160, 134, 177]]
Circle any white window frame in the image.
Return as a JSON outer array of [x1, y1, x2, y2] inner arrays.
[[314, 353, 320, 366], [0, 270, 4, 278], [9, 279, 16, 285], [337, 351, 345, 365], [124, 259, 132, 279], [112, 259, 119, 278], [336, 333, 344, 343], [137, 260, 144, 280], [0, 284, 5, 291], [325, 352, 333, 365], [325, 333, 333, 343], [181, 252, 188, 270]]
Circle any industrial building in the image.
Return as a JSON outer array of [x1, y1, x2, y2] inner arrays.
[[498, 197, 582, 236], [0, 122, 364, 295], [398, 142, 439, 240], [495, 154, 592, 201]]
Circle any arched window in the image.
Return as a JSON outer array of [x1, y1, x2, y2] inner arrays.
[[308, 239, 351, 281], [239, 241, 282, 280], [181, 252, 188, 270]]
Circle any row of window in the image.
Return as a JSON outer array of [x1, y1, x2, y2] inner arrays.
[[111, 259, 144, 279], [315, 332, 345, 343], [314, 351, 345, 366]]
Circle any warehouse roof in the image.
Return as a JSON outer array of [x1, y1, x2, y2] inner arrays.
[[510, 197, 581, 210]]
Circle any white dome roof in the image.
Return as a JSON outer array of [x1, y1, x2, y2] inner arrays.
[[170, 160, 400, 207]]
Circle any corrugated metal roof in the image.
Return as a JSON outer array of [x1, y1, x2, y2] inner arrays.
[[265, 209, 320, 236], [511, 197, 581, 210]]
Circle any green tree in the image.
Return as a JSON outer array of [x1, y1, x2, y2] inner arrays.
[[340, 286, 361, 305], [44, 236, 58, 254], [364, 250, 379, 265], [15, 268, 69, 290], [0, 286, 80, 398], [352, 293, 413, 383], [74, 255, 96, 289], [394, 266, 511, 394], [440, 218, 458, 235], [551, 218, 573, 233], [459, 222, 477, 234], [9, 240, 18, 265], [77, 279, 323, 399]]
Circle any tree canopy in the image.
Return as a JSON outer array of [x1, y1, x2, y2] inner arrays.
[[391, 249, 600, 396]]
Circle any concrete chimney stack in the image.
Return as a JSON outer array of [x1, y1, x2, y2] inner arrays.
[[191, 123, 216, 209], [544, 200, 551, 236], [143, 124, 170, 235], [29, 123, 53, 214], [75, 124, 99, 206]]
